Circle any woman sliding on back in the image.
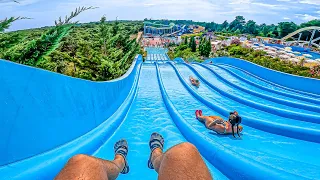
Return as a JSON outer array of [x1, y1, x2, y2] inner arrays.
[[195, 110, 243, 137]]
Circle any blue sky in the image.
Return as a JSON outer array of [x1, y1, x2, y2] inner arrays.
[[1, 0, 320, 31]]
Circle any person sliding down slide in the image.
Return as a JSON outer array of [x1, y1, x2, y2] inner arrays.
[[195, 110, 243, 137], [189, 76, 200, 88]]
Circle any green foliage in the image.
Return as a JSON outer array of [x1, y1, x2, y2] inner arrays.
[[300, 20, 320, 28], [0, 17, 30, 32], [229, 16, 246, 32], [55, 6, 98, 26], [184, 36, 188, 44], [218, 45, 318, 79], [100, 16, 109, 55], [0, 21, 142, 81], [189, 36, 197, 52], [245, 20, 258, 35], [3, 25, 72, 65], [277, 22, 298, 37], [199, 38, 211, 57]]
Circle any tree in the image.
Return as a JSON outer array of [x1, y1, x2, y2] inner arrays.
[[245, 20, 257, 35], [229, 16, 246, 32], [199, 38, 205, 56], [111, 18, 119, 35], [261, 26, 269, 37], [234, 29, 241, 35], [100, 16, 108, 55], [300, 20, 320, 28], [189, 36, 196, 52], [0, 17, 30, 32], [55, 6, 98, 26], [203, 39, 211, 57], [184, 36, 188, 44], [221, 20, 229, 30], [277, 22, 298, 38]]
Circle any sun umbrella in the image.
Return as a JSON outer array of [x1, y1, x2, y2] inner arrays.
[[305, 59, 314, 63], [303, 54, 313, 58], [266, 51, 277, 55], [289, 58, 300, 63], [279, 55, 290, 59], [267, 47, 277, 51], [278, 50, 287, 54], [287, 53, 296, 57]]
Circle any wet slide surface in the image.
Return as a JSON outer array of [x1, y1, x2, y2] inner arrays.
[[1, 50, 320, 179], [92, 63, 226, 180]]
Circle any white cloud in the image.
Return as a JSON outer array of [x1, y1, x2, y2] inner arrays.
[[252, 2, 288, 10], [283, 17, 290, 20], [296, 14, 319, 21], [143, 3, 155, 7], [229, 0, 252, 4], [299, 0, 320, 5]]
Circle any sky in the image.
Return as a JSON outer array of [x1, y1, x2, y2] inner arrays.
[[1, 0, 320, 31]]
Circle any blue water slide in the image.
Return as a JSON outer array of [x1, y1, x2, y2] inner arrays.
[[203, 64, 320, 110], [173, 57, 185, 63], [1, 52, 320, 179], [192, 64, 320, 122], [157, 62, 319, 179], [214, 64, 320, 104], [208, 57, 320, 95], [0, 57, 226, 179]]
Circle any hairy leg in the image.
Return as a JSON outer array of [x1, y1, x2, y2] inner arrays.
[[151, 143, 212, 180], [55, 154, 124, 180]]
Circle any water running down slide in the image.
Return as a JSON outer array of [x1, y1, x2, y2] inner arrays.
[[1, 50, 320, 179], [159, 63, 320, 179], [216, 64, 320, 102]]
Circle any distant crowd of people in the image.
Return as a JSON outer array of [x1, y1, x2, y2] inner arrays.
[[142, 37, 177, 48]]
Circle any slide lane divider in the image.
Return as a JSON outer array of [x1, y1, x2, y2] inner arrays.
[[194, 63, 320, 124], [216, 63, 320, 101], [197, 64, 320, 112], [155, 63, 305, 180], [167, 62, 320, 144], [0, 61, 143, 180]]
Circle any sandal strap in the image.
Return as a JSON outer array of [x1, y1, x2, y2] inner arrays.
[[150, 139, 163, 152], [116, 146, 128, 157]]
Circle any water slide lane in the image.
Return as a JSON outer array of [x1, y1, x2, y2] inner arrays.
[[201, 63, 320, 109], [0, 62, 223, 179], [92, 63, 226, 180], [176, 62, 320, 165], [157, 63, 318, 179], [0, 59, 143, 179], [218, 64, 320, 100], [188, 65, 320, 126], [189, 64, 320, 121], [173, 63, 320, 166]]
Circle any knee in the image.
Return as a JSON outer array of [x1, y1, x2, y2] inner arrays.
[[68, 154, 92, 164], [169, 142, 199, 156], [176, 142, 198, 152], [164, 142, 201, 162]]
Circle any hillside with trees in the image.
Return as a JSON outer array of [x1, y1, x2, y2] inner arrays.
[[1, 5, 143, 81], [153, 17, 320, 41]]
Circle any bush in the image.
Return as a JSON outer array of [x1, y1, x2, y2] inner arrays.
[[219, 45, 318, 79]]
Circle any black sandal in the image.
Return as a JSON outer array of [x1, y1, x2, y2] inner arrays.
[[148, 133, 164, 169], [114, 139, 130, 174]]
